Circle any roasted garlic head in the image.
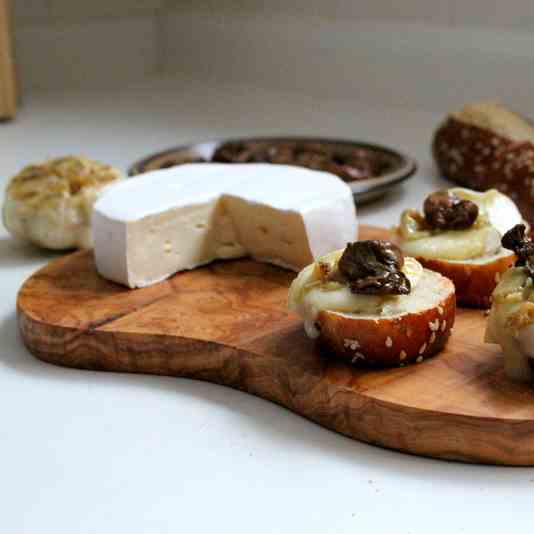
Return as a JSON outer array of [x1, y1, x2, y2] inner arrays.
[[2, 156, 123, 250]]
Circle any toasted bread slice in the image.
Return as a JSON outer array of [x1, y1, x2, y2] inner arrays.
[[314, 268, 455, 368], [414, 249, 515, 308]]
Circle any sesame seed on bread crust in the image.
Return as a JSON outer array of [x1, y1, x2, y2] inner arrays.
[[317, 268, 455, 368], [413, 251, 515, 309]]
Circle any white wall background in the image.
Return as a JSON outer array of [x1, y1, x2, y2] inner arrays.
[[12, 1, 534, 111]]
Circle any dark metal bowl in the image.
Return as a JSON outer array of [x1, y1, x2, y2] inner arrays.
[[129, 136, 417, 204]]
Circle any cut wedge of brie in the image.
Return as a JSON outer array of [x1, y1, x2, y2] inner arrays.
[[92, 163, 357, 288]]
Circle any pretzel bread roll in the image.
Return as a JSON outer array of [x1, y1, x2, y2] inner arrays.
[[288, 246, 455, 368], [433, 101, 534, 227]]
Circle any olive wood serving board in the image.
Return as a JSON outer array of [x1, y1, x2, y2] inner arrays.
[[17, 226, 534, 465]]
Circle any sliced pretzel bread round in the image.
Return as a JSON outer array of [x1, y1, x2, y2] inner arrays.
[[414, 250, 515, 309], [432, 102, 534, 227], [316, 268, 455, 368]]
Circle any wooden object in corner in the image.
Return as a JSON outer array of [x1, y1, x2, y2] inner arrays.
[[0, 0, 16, 119], [17, 226, 534, 465]]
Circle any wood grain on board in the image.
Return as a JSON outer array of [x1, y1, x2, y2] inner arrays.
[[17, 226, 534, 465]]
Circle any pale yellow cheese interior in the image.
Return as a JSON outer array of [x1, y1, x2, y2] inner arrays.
[[126, 195, 318, 287]]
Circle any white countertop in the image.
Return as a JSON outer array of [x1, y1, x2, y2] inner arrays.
[[1, 78, 533, 534]]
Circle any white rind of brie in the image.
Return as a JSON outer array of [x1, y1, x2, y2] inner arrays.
[[485, 267, 534, 382], [92, 163, 357, 288], [288, 250, 423, 339], [398, 188, 522, 261]]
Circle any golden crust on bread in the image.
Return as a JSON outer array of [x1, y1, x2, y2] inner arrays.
[[451, 101, 534, 143], [415, 253, 515, 309], [315, 270, 455, 367]]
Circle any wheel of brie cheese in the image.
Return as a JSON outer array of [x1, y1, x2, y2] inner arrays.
[[2, 156, 124, 250], [92, 163, 358, 288]]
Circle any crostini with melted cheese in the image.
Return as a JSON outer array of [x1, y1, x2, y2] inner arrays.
[[486, 224, 534, 382], [288, 240, 455, 367], [394, 187, 523, 308]]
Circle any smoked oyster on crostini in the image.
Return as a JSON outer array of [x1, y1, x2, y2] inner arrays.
[[288, 240, 455, 367], [394, 187, 523, 308]]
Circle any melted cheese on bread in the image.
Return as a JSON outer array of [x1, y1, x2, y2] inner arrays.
[[485, 267, 534, 381], [399, 225, 501, 261], [288, 250, 423, 338], [397, 188, 522, 261]]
